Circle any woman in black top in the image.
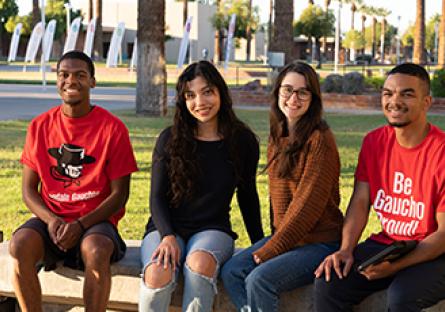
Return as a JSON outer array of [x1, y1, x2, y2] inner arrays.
[[139, 61, 264, 312]]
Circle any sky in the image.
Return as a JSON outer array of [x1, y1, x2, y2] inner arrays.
[[16, 0, 442, 34]]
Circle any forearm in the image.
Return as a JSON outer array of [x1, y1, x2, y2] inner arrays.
[[78, 191, 127, 228], [392, 231, 445, 272], [23, 188, 60, 224], [340, 209, 368, 253], [339, 181, 371, 253], [237, 184, 264, 243]]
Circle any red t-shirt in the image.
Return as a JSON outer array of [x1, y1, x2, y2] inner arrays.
[[21, 105, 138, 226], [355, 124, 445, 244]]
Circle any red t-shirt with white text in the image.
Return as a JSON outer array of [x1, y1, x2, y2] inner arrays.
[[355, 124, 445, 244], [21, 105, 138, 226]]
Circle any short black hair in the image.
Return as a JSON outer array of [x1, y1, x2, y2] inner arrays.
[[57, 50, 95, 78], [387, 63, 430, 95]]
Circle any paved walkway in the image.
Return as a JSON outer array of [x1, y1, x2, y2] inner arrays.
[[0, 84, 175, 120], [0, 83, 401, 121]]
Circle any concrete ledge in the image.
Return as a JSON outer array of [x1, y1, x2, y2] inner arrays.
[[1, 240, 445, 311]]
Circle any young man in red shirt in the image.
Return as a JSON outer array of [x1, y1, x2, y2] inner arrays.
[[314, 63, 445, 311], [9, 51, 138, 312]]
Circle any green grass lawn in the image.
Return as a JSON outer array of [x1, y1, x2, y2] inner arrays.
[[2, 110, 445, 247]]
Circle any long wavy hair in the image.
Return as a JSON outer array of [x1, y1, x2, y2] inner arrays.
[[165, 60, 254, 207], [268, 61, 328, 178]]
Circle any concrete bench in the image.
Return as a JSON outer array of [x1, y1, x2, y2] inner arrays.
[[1, 240, 445, 311]]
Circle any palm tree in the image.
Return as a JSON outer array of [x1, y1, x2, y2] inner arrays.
[[375, 7, 391, 64], [136, 0, 167, 116], [246, 0, 253, 61], [32, 0, 40, 27], [413, 0, 426, 64], [183, 0, 188, 26], [269, 0, 295, 63], [268, 0, 273, 52], [439, 0, 445, 68], [323, 0, 331, 59], [350, 0, 362, 31], [214, 0, 224, 64], [345, 0, 362, 61], [370, 7, 378, 58], [94, 0, 103, 60], [88, 0, 93, 21], [358, 4, 369, 54]]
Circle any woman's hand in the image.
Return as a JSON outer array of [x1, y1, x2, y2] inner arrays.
[[151, 235, 181, 270], [253, 254, 262, 264]]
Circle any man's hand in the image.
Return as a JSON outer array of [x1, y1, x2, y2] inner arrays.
[[47, 217, 65, 246], [314, 249, 354, 282], [151, 235, 181, 271], [54, 221, 83, 251], [360, 261, 397, 280]]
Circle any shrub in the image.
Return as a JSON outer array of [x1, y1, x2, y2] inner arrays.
[[365, 77, 385, 92], [322, 74, 343, 93], [343, 72, 365, 95], [431, 69, 445, 98]]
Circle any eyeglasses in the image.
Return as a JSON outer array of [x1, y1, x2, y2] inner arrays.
[[279, 85, 311, 101]]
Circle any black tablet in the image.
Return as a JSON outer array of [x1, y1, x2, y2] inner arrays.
[[357, 240, 417, 272]]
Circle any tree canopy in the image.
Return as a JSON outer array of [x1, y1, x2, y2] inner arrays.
[[0, 0, 19, 35], [364, 22, 397, 50], [293, 4, 335, 40], [343, 29, 366, 50], [211, 0, 260, 39], [5, 0, 81, 39]]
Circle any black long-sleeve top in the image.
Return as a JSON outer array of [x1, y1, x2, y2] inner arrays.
[[143, 127, 264, 244]]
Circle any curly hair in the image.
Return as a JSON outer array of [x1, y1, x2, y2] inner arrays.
[[165, 60, 255, 207], [268, 61, 328, 178]]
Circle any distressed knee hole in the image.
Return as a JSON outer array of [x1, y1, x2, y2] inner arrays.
[[186, 250, 217, 278], [143, 263, 173, 288]]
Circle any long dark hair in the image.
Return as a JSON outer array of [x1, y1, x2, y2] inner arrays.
[[165, 60, 254, 207], [268, 61, 328, 178]]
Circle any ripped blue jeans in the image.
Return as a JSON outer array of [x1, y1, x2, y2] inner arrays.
[[139, 230, 234, 312]]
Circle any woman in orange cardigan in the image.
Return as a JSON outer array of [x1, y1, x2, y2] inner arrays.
[[221, 61, 344, 312]]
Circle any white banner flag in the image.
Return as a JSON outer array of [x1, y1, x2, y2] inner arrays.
[[42, 19, 57, 62], [130, 37, 137, 69], [25, 22, 44, 63], [63, 17, 82, 54], [83, 18, 96, 57], [224, 14, 236, 70], [8, 23, 22, 62], [177, 16, 193, 69], [106, 22, 125, 68]]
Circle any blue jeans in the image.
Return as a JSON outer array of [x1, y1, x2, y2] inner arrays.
[[221, 236, 339, 312], [139, 230, 234, 312], [314, 239, 445, 312]]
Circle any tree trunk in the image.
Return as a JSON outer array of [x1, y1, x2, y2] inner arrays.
[[316, 37, 322, 68], [32, 0, 40, 27], [439, 0, 445, 68], [94, 0, 103, 60], [380, 19, 386, 63], [268, 0, 273, 52], [183, 0, 187, 26], [361, 14, 366, 54], [88, 0, 93, 21], [269, 0, 295, 64], [136, 0, 167, 116], [246, 0, 252, 61], [351, 4, 356, 30], [214, 0, 223, 64], [413, 0, 426, 64], [323, 0, 331, 59], [372, 17, 377, 58]]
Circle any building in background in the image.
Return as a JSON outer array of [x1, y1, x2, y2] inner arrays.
[[73, 0, 265, 63]]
